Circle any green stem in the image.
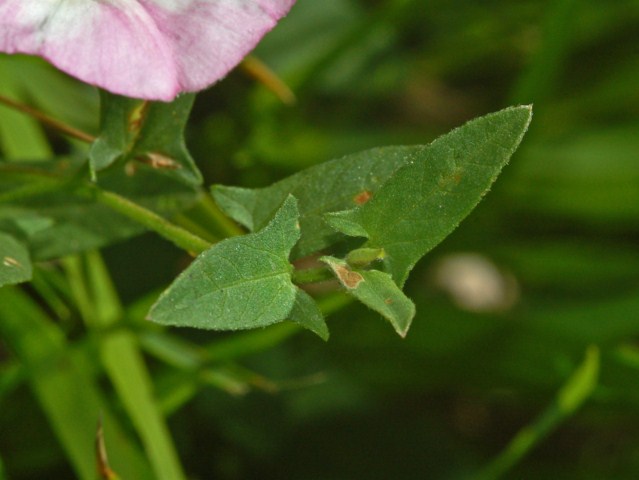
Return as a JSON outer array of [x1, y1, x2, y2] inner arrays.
[[202, 292, 350, 363], [0, 163, 65, 178], [89, 187, 212, 255], [0, 92, 96, 143], [1, 163, 226, 254], [172, 213, 221, 244], [199, 192, 244, 237], [144, 292, 353, 415], [477, 346, 599, 480]]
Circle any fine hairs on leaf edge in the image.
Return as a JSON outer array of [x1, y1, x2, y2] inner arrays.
[[323, 105, 533, 287]]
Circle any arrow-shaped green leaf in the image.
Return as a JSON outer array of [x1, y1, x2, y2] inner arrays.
[[149, 196, 327, 338], [326, 106, 533, 286]]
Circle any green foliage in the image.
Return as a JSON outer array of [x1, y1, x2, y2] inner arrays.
[[1, 0, 638, 479], [321, 256, 415, 337], [90, 92, 202, 185], [166, 107, 531, 339], [326, 106, 532, 286], [0, 161, 198, 261], [288, 289, 330, 341], [0, 287, 154, 480], [65, 253, 187, 480], [149, 196, 328, 338], [212, 146, 412, 258]]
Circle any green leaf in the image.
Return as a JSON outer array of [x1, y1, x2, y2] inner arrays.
[[212, 146, 414, 258], [90, 92, 202, 185], [148, 196, 302, 330], [320, 256, 415, 337], [0, 232, 32, 286], [288, 289, 329, 340], [326, 106, 533, 285]]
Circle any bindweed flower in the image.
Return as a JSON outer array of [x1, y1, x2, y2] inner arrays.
[[0, 0, 295, 101]]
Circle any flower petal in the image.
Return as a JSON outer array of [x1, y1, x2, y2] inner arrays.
[[0, 0, 295, 100], [139, 0, 296, 94]]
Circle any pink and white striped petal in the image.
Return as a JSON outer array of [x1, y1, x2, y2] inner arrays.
[[0, 0, 295, 101]]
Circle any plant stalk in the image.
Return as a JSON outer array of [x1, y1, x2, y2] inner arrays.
[[90, 187, 212, 255], [0, 93, 96, 143]]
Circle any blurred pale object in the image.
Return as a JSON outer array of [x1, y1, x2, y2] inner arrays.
[[433, 253, 519, 313]]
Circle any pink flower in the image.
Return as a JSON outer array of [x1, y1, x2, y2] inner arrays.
[[0, 0, 295, 101]]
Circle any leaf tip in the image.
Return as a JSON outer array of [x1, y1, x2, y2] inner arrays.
[[324, 210, 369, 238], [317, 328, 330, 342], [394, 315, 413, 338], [289, 289, 330, 341], [513, 104, 534, 127]]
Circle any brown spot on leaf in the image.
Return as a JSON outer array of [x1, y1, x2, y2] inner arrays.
[[128, 101, 150, 132], [384, 298, 393, 305], [353, 190, 373, 205], [333, 264, 364, 289]]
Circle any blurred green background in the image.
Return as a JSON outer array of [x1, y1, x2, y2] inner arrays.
[[1, 0, 639, 478]]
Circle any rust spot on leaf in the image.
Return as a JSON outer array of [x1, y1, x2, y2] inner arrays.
[[384, 298, 393, 305], [333, 264, 364, 289], [353, 190, 373, 205]]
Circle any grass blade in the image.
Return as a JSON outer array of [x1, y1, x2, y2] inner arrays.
[[0, 287, 153, 480], [477, 346, 600, 479], [65, 252, 188, 480]]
